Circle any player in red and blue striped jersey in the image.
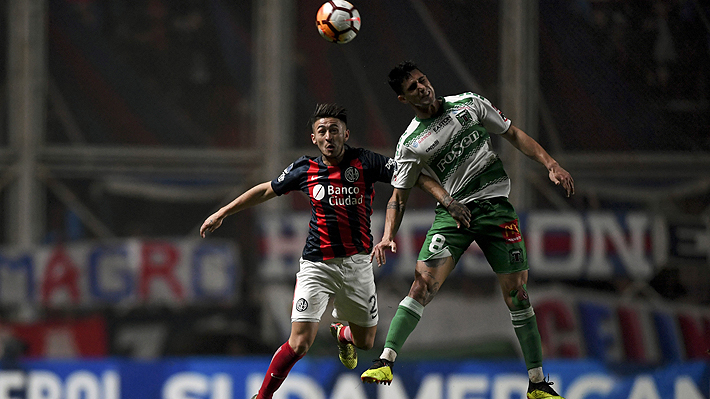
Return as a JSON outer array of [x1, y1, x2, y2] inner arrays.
[[200, 103, 470, 399], [271, 144, 393, 262]]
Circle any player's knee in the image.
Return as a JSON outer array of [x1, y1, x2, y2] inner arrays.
[[507, 283, 531, 311], [288, 337, 312, 355], [410, 272, 439, 305]]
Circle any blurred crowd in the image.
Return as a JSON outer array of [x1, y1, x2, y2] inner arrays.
[[576, 0, 710, 104], [63, 0, 251, 147]]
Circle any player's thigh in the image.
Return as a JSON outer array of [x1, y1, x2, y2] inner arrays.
[[292, 258, 338, 323], [475, 199, 529, 274], [333, 253, 378, 327], [418, 206, 476, 265]]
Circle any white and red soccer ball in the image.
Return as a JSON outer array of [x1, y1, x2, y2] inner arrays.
[[316, 0, 361, 44]]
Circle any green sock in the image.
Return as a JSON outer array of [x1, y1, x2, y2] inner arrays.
[[384, 297, 424, 354], [512, 311, 543, 370]]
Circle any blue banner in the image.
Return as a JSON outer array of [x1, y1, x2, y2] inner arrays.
[[1, 358, 707, 399], [0, 239, 239, 308]]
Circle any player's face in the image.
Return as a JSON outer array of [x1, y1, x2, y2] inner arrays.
[[398, 70, 436, 108], [311, 117, 350, 163]]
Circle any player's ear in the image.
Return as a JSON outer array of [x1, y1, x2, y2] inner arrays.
[[397, 94, 407, 104], [344, 129, 350, 142], [311, 132, 317, 145]]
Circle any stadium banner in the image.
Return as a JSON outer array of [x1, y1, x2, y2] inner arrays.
[[524, 289, 710, 364], [0, 239, 239, 307], [0, 316, 107, 358], [0, 358, 707, 399], [259, 210, 678, 281], [359, 288, 710, 367]]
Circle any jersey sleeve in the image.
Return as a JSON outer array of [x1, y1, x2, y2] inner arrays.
[[270, 156, 309, 195], [471, 93, 512, 135], [360, 149, 396, 183], [391, 143, 423, 190]]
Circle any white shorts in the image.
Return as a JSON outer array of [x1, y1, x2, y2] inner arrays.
[[291, 252, 378, 327]]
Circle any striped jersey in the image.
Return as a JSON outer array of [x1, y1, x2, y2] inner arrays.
[[391, 92, 512, 204], [271, 145, 396, 261]]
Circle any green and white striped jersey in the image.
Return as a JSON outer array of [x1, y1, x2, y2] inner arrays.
[[391, 92, 512, 204]]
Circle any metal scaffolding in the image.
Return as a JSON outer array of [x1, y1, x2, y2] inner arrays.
[[2, 0, 710, 248]]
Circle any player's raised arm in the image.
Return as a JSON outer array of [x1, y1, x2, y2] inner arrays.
[[501, 125, 575, 197], [415, 174, 471, 228], [200, 181, 277, 237]]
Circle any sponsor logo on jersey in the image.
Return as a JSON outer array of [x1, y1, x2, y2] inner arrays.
[[326, 185, 363, 206], [429, 114, 453, 134], [417, 131, 432, 144], [491, 104, 508, 122], [425, 139, 440, 153], [312, 184, 326, 201], [500, 220, 523, 243], [344, 166, 360, 183], [436, 130, 482, 171], [277, 163, 294, 182], [312, 183, 364, 206]]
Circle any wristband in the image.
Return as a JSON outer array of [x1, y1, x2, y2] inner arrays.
[[441, 195, 453, 208]]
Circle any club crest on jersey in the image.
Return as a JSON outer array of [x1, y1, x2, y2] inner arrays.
[[509, 249, 524, 264], [344, 166, 360, 183], [295, 298, 308, 312], [385, 158, 396, 171], [456, 109, 473, 126]]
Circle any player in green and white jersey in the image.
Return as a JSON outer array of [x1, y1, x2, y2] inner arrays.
[[361, 61, 574, 399]]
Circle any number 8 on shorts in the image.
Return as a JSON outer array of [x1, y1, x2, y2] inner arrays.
[[429, 234, 446, 252]]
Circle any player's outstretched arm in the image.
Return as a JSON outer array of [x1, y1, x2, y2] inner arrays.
[[371, 187, 411, 266], [415, 174, 471, 228], [200, 181, 277, 237], [501, 125, 575, 197]]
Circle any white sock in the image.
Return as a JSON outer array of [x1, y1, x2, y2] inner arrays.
[[528, 367, 544, 383], [380, 348, 397, 362]]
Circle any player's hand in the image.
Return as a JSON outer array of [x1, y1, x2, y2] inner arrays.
[[370, 237, 397, 267], [548, 164, 575, 197], [200, 213, 224, 237], [445, 199, 471, 228]]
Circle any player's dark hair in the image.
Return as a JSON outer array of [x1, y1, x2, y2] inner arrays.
[[388, 61, 421, 95], [309, 103, 347, 127]]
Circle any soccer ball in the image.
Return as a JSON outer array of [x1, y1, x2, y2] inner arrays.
[[316, 0, 361, 44]]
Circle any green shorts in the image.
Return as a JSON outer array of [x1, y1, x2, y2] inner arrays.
[[418, 197, 528, 274]]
